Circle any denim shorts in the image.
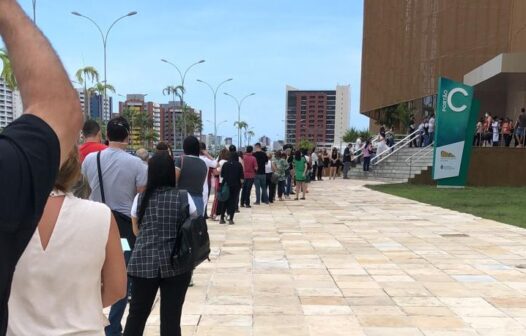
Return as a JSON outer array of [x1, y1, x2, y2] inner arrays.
[[516, 127, 525, 137]]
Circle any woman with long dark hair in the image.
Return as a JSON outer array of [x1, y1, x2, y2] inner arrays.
[[220, 151, 244, 224], [329, 147, 338, 180], [212, 149, 230, 221], [124, 151, 197, 336]]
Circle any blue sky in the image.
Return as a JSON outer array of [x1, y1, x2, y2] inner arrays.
[[15, 0, 366, 141]]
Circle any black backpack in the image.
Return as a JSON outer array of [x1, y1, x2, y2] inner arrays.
[[171, 190, 211, 268]]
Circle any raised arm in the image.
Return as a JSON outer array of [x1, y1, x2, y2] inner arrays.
[[0, 0, 82, 165]]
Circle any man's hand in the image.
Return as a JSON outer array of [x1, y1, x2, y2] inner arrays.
[[0, 0, 82, 165]]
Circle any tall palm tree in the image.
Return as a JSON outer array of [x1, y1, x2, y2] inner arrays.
[[75, 66, 99, 120], [0, 49, 17, 90], [234, 121, 248, 148], [247, 130, 255, 146], [163, 85, 185, 147]]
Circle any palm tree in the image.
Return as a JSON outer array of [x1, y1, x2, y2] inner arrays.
[[75, 66, 99, 120], [0, 49, 17, 90], [234, 121, 248, 147], [163, 85, 185, 148], [90, 82, 115, 121], [247, 130, 255, 146]]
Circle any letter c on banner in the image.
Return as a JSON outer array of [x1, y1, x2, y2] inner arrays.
[[447, 88, 468, 112]]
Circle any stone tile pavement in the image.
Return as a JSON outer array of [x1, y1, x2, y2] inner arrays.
[[132, 179, 526, 335]]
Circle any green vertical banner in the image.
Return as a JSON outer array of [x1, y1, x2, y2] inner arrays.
[[433, 77, 478, 187]]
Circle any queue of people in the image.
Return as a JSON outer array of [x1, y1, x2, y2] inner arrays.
[[474, 109, 526, 147]]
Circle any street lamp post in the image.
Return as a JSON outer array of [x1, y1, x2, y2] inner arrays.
[[32, 0, 37, 23], [161, 59, 205, 145], [224, 92, 255, 148], [72, 10, 137, 121], [197, 78, 233, 152]]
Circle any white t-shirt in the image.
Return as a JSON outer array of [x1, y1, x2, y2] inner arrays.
[[265, 160, 273, 174], [131, 192, 197, 218], [428, 117, 435, 133], [217, 159, 228, 183], [200, 155, 218, 202]]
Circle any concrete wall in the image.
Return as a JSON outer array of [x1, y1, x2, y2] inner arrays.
[[410, 147, 526, 187]]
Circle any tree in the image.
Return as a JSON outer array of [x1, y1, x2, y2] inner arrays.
[[234, 121, 248, 147], [0, 49, 17, 90], [247, 130, 255, 145], [75, 66, 99, 120], [177, 108, 202, 136], [375, 102, 414, 131], [343, 127, 373, 143], [89, 81, 115, 122], [297, 138, 314, 151]]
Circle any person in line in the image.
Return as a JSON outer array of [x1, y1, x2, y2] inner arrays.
[[210, 149, 230, 221], [253, 143, 269, 204], [316, 149, 324, 181], [329, 147, 338, 180], [515, 108, 526, 147], [284, 148, 294, 198], [302, 149, 312, 192], [124, 151, 196, 336], [416, 121, 425, 147], [79, 119, 107, 163], [156, 141, 173, 157], [483, 113, 493, 147], [82, 116, 148, 336], [502, 118, 513, 147], [240, 145, 258, 208], [354, 137, 363, 164], [8, 148, 126, 335], [342, 143, 352, 179], [175, 136, 208, 216], [265, 152, 277, 203], [0, 2, 83, 329], [408, 116, 417, 148], [199, 142, 217, 219], [220, 151, 244, 224], [322, 148, 330, 177], [293, 150, 308, 200], [363, 140, 373, 172], [310, 148, 318, 181], [491, 116, 500, 147], [474, 117, 484, 146], [273, 151, 288, 201], [428, 114, 435, 145], [135, 148, 149, 165]]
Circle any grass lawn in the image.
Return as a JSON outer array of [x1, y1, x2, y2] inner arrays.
[[367, 184, 526, 229]]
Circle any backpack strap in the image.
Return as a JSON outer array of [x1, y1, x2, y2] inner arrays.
[[96, 151, 106, 203]]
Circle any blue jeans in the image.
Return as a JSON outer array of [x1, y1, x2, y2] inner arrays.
[[191, 194, 204, 216], [285, 175, 292, 196], [254, 174, 268, 203], [106, 251, 131, 336]]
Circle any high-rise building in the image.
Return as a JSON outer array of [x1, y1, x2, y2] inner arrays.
[[205, 133, 222, 150], [75, 88, 113, 121], [159, 101, 202, 150], [285, 85, 350, 148], [224, 137, 233, 146], [259, 135, 271, 147], [361, 0, 526, 129], [273, 140, 285, 151], [0, 78, 23, 129], [118, 94, 159, 149]]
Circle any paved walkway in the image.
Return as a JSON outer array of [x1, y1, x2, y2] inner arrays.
[[139, 179, 526, 335]]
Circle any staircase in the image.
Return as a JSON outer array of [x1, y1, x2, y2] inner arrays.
[[349, 147, 433, 183]]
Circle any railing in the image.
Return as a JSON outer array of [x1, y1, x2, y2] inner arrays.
[[371, 129, 421, 166], [353, 135, 381, 161], [406, 142, 434, 180], [405, 143, 434, 166]]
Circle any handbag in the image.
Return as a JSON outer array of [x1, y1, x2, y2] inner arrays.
[[171, 190, 210, 268], [217, 181, 230, 202]]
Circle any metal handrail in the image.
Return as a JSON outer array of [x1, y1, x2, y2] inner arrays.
[[353, 135, 381, 160], [405, 143, 434, 165], [371, 129, 421, 166]]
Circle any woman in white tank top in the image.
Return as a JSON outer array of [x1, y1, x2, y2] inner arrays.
[[8, 148, 126, 335]]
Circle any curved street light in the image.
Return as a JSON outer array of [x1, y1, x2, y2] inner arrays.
[[72, 10, 137, 120], [197, 78, 233, 151], [161, 59, 205, 144], [224, 92, 256, 148]]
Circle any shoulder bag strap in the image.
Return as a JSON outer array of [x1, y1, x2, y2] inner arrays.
[[96, 151, 106, 204]]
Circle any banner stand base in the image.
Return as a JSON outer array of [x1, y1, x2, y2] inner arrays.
[[437, 185, 465, 189]]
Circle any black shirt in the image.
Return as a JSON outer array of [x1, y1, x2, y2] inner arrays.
[[0, 115, 60, 334], [175, 155, 207, 196], [343, 148, 351, 163], [221, 160, 244, 188], [253, 151, 268, 175]]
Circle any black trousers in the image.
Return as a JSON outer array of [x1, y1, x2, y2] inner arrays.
[[123, 271, 192, 336], [317, 164, 323, 180], [221, 185, 241, 220], [504, 134, 512, 147], [363, 157, 371, 171], [266, 173, 276, 202], [240, 178, 254, 206], [277, 180, 285, 198]]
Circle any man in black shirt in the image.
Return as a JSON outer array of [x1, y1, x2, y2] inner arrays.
[[253, 143, 269, 204], [342, 144, 352, 179], [0, 1, 83, 333]]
